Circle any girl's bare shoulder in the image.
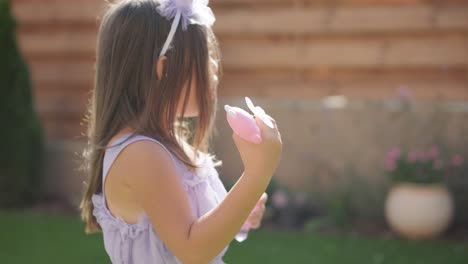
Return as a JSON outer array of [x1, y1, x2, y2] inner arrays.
[[116, 139, 176, 176]]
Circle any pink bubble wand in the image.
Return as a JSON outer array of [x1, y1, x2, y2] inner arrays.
[[224, 97, 274, 144], [224, 98, 272, 242]]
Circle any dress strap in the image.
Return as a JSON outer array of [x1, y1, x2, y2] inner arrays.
[[102, 133, 177, 194]]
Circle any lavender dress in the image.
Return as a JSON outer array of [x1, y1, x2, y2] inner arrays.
[[91, 133, 229, 263]]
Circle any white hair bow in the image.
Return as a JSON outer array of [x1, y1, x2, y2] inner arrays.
[[157, 0, 215, 57]]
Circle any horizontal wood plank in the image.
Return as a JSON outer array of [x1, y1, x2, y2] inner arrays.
[[215, 7, 468, 35], [33, 76, 468, 116], [36, 90, 88, 117], [220, 76, 468, 100], [39, 116, 86, 140], [19, 32, 467, 68], [14, 0, 468, 8], [13, 3, 468, 34], [27, 61, 467, 89], [12, 1, 106, 24], [221, 37, 467, 69], [18, 32, 96, 55], [212, 0, 468, 8], [29, 62, 95, 85]]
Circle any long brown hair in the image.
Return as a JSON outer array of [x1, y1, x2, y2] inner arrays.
[[80, 0, 221, 233]]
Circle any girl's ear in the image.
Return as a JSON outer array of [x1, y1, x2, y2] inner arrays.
[[156, 56, 167, 80]]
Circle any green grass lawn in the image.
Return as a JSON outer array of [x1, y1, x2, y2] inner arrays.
[[1, 211, 467, 264]]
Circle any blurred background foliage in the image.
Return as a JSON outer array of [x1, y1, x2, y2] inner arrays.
[[0, 0, 43, 208]]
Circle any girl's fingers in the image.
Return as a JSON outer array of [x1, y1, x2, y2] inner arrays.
[[249, 213, 262, 229], [248, 205, 266, 229], [250, 220, 261, 229], [260, 192, 268, 203], [255, 193, 268, 207], [256, 114, 280, 141], [254, 115, 272, 137], [254, 114, 279, 140]]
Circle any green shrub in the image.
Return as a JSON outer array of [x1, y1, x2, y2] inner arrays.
[[0, 0, 44, 207]]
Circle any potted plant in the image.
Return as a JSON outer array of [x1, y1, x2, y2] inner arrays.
[[384, 147, 463, 239]]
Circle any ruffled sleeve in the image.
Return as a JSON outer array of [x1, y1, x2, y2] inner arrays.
[[91, 194, 149, 240]]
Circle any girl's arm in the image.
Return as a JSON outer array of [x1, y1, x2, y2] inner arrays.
[[124, 116, 282, 264]]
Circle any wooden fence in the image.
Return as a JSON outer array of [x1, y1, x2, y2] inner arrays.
[[11, 0, 468, 139]]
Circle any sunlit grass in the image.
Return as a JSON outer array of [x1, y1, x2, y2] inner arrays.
[[1, 211, 466, 264]]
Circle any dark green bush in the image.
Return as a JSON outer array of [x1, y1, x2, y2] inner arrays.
[[0, 0, 44, 207]]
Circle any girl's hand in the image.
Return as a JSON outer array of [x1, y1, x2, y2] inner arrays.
[[232, 113, 282, 179], [248, 193, 268, 229]]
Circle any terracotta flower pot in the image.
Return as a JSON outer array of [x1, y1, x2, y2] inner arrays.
[[385, 183, 453, 240]]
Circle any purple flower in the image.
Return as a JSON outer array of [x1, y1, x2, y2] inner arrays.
[[386, 148, 401, 160], [272, 190, 289, 209], [451, 154, 464, 167], [385, 157, 397, 171], [428, 146, 440, 160], [385, 148, 401, 171]]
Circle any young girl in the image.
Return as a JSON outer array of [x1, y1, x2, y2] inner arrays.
[[79, 0, 282, 263]]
